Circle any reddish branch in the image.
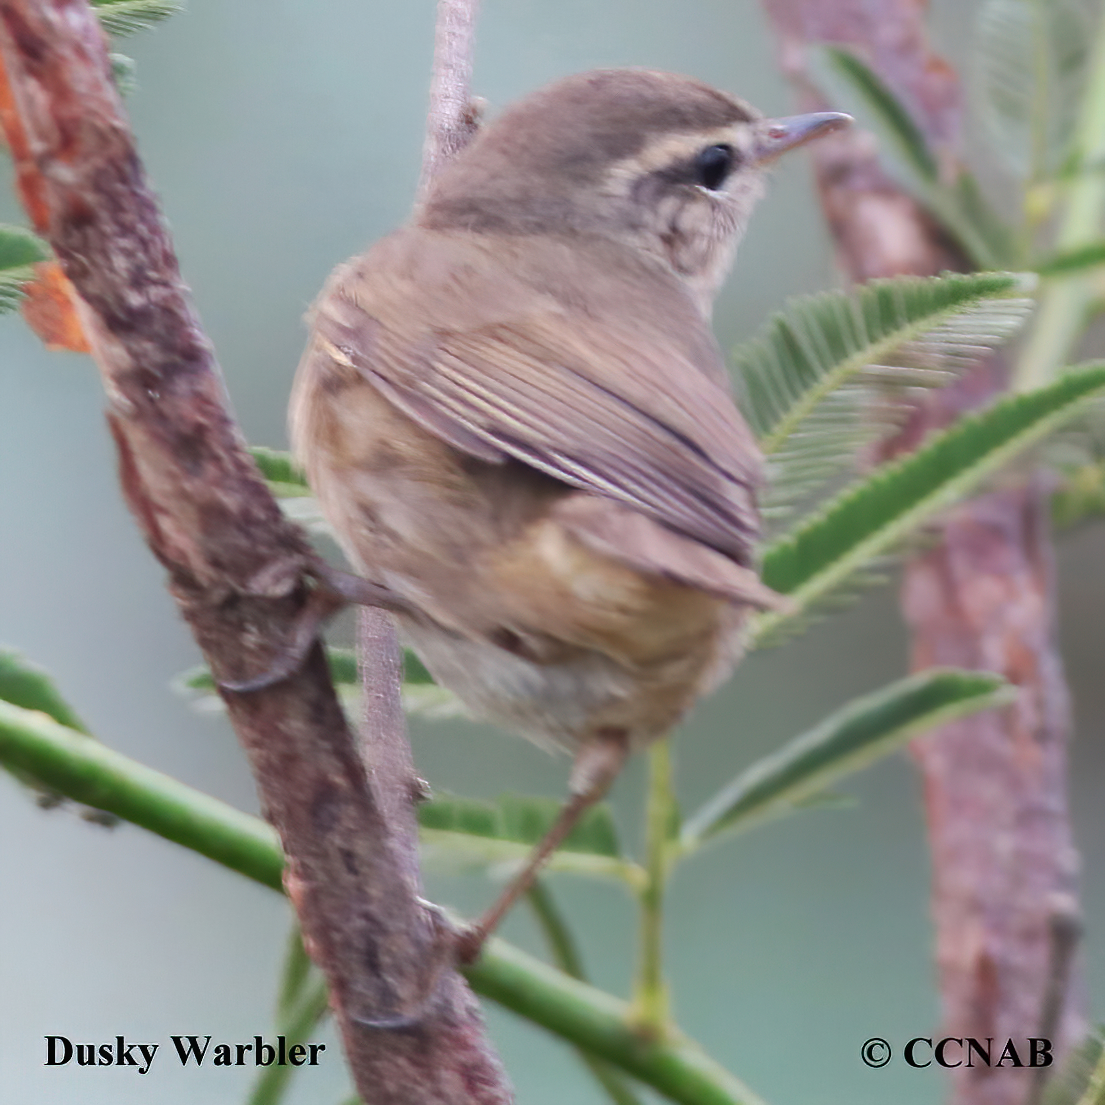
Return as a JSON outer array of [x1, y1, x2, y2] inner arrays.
[[760, 3, 1083, 1103], [0, 1, 509, 1101]]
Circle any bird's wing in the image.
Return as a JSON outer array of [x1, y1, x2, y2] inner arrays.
[[311, 239, 763, 566]]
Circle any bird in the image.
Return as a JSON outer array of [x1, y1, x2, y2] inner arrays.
[[289, 68, 850, 961]]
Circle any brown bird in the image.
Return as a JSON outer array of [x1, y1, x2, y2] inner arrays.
[[290, 69, 849, 961]]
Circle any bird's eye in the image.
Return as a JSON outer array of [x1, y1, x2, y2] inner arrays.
[[693, 144, 735, 191]]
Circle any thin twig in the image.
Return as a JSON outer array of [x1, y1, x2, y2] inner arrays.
[[418, 0, 484, 202], [633, 741, 673, 1034]]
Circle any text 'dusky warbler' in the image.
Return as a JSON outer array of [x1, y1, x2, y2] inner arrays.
[[290, 69, 850, 960]]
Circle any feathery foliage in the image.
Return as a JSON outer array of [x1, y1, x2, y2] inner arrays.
[[1034, 240, 1105, 277], [753, 361, 1105, 644], [734, 271, 1034, 525], [681, 669, 1010, 847], [826, 46, 937, 182], [0, 225, 48, 313], [92, 0, 184, 38], [975, 0, 1094, 181], [825, 47, 1013, 267]]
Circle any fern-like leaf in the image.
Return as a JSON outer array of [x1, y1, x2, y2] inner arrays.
[[826, 46, 938, 182], [92, 0, 183, 37], [975, 0, 1093, 182], [752, 361, 1105, 645], [681, 669, 1010, 847], [418, 793, 643, 886], [825, 48, 1013, 267], [0, 224, 49, 314], [734, 271, 1034, 525], [1034, 240, 1105, 277]]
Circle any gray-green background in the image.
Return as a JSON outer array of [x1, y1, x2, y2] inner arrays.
[[2, 1, 1102, 1102]]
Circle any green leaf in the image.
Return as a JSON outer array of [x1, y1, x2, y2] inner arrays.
[[419, 793, 643, 886], [753, 361, 1105, 644], [1052, 459, 1105, 527], [948, 171, 1018, 268], [92, 0, 183, 37], [0, 225, 49, 269], [0, 697, 773, 1103], [0, 650, 112, 814], [824, 48, 1013, 267], [110, 53, 138, 96], [1034, 240, 1105, 277], [0, 649, 90, 734], [322, 645, 436, 687], [0, 225, 48, 314], [248, 446, 310, 496], [419, 792, 620, 857], [734, 272, 1034, 524], [975, 0, 1093, 181], [826, 46, 937, 182], [681, 669, 1011, 846], [1041, 1026, 1105, 1105], [175, 644, 459, 721]]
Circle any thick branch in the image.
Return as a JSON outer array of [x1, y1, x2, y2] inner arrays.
[[0, 2, 508, 1101]]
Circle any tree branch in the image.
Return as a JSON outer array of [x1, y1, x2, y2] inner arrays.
[[0, 698, 767, 1105], [0, 1, 508, 1101], [759, 5, 1083, 1103]]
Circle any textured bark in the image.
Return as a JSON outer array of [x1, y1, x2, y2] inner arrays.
[[418, 0, 483, 202], [0, 1, 510, 1101], [760, 3, 1083, 1103]]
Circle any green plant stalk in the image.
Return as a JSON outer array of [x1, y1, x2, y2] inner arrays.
[[756, 305, 996, 456], [247, 977, 330, 1105], [633, 741, 674, 1034], [753, 363, 1105, 641], [1017, 4, 1105, 390], [474, 939, 767, 1105], [0, 699, 285, 888], [527, 882, 645, 1105], [0, 701, 765, 1105], [527, 881, 588, 979], [276, 926, 314, 1021]]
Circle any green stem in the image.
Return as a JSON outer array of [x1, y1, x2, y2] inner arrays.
[[633, 741, 674, 1033], [276, 925, 313, 1020], [1016, 4, 1105, 390], [526, 880, 587, 978], [527, 882, 646, 1105], [0, 700, 766, 1105], [473, 938, 766, 1105], [0, 700, 284, 887], [247, 977, 331, 1105]]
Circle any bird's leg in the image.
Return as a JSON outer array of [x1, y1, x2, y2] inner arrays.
[[219, 558, 414, 693], [455, 727, 631, 964]]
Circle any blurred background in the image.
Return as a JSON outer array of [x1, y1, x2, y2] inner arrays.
[[1, 1, 1102, 1102]]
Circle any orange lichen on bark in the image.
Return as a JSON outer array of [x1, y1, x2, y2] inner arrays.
[[0, 44, 49, 231], [21, 260, 91, 351]]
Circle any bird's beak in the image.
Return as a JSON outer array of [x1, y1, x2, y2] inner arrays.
[[751, 111, 852, 165]]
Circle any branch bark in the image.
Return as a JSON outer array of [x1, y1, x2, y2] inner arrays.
[[0, 1, 509, 1101], [759, 4, 1083, 1103]]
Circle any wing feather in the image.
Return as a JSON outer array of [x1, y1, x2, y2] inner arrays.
[[312, 232, 763, 565]]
